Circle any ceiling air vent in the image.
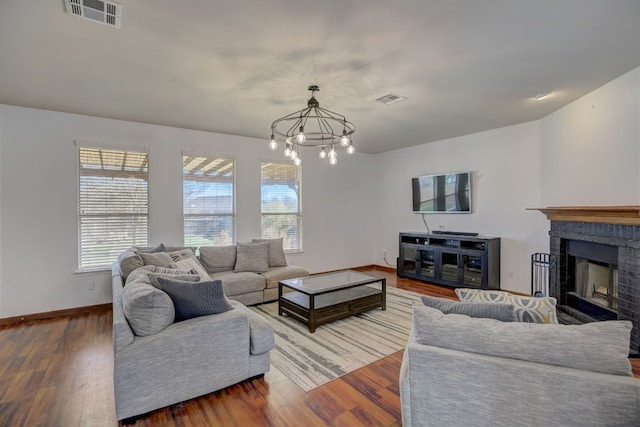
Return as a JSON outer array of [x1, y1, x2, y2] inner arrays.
[[376, 93, 407, 105], [65, 0, 122, 29]]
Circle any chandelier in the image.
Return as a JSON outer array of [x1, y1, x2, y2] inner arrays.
[[268, 85, 355, 166]]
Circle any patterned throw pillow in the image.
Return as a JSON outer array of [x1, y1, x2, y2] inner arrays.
[[167, 248, 198, 262], [455, 288, 558, 324], [170, 257, 210, 280]]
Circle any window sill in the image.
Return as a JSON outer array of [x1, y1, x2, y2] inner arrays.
[[285, 249, 304, 255], [75, 267, 112, 274]]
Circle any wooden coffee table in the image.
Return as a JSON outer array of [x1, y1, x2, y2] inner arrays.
[[278, 270, 386, 332]]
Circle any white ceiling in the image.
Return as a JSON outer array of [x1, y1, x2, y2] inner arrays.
[[1, 1, 639, 154]]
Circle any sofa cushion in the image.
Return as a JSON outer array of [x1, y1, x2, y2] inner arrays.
[[138, 251, 174, 268], [412, 303, 633, 377], [198, 245, 237, 273], [156, 277, 233, 321], [455, 288, 558, 324], [234, 242, 269, 273], [260, 265, 310, 289], [117, 250, 143, 280], [421, 295, 517, 322], [252, 238, 287, 267], [208, 271, 266, 296], [121, 281, 175, 336], [125, 265, 200, 286], [229, 300, 275, 355], [170, 257, 210, 280]]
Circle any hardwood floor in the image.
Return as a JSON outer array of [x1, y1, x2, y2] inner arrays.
[[1, 268, 638, 426]]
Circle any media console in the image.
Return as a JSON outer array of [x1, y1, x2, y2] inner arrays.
[[398, 232, 500, 289]]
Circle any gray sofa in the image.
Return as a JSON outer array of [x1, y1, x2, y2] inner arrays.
[[400, 302, 640, 427], [118, 242, 309, 306], [111, 241, 307, 420], [112, 262, 275, 420]]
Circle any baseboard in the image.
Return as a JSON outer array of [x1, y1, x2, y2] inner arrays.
[[0, 265, 396, 326], [0, 303, 112, 327]]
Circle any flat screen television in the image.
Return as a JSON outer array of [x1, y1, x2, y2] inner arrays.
[[412, 172, 471, 213]]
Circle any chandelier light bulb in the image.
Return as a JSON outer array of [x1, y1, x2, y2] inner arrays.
[[347, 142, 355, 154], [296, 126, 306, 143], [290, 149, 298, 160], [268, 135, 278, 151], [319, 147, 327, 159], [340, 131, 350, 147], [329, 156, 337, 165], [328, 144, 337, 161], [294, 157, 302, 166], [284, 144, 291, 157]]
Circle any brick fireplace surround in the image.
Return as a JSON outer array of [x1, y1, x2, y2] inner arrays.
[[534, 206, 640, 354]]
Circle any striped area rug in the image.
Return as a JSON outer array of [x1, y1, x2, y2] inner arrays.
[[250, 286, 422, 392]]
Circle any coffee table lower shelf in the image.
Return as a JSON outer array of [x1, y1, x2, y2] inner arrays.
[[278, 286, 385, 332]]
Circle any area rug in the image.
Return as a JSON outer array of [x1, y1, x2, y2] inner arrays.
[[250, 286, 423, 392]]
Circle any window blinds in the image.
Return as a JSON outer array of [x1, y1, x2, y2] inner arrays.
[[78, 147, 149, 269], [183, 155, 235, 246], [260, 162, 302, 250]]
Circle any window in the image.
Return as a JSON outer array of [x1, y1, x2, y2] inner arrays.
[[261, 161, 302, 250], [183, 155, 235, 246], [78, 147, 149, 270]]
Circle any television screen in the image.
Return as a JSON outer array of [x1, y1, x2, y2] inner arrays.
[[412, 172, 471, 213]]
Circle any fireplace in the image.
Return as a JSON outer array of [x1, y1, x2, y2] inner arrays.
[[565, 239, 618, 321], [532, 206, 640, 354]]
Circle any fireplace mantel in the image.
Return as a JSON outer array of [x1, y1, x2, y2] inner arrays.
[[529, 206, 640, 226]]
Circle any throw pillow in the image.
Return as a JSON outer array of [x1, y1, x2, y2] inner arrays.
[[455, 288, 558, 324], [117, 249, 143, 280], [134, 243, 167, 253], [125, 265, 200, 286], [198, 245, 237, 273], [167, 248, 198, 263], [170, 257, 210, 280], [121, 281, 175, 336], [148, 272, 201, 288], [252, 238, 287, 267], [411, 302, 633, 377], [234, 242, 270, 273], [138, 251, 174, 268], [155, 277, 233, 321], [421, 295, 517, 322]]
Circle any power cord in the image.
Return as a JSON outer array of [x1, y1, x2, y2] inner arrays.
[[421, 214, 431, 234]]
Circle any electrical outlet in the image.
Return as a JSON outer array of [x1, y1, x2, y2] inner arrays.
[[438, 225, 445, 230], [88, 281, 95, 291]]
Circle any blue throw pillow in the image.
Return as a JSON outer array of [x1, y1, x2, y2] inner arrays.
[[155, 277, 233, 321], [421, 295, 517, 322]]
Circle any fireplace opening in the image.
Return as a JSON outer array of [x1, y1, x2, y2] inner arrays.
[[566, 240, 618, 321]]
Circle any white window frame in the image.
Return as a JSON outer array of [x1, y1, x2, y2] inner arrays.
[[260, 160, 302, 251], [182, 153, 236, 246], [77, 145, 149, 271]]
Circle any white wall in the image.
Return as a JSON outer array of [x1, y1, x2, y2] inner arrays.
[[374, 122, 546, 294], [540, 67, 640, 206], [374, 66, 640, 295], [0, 105, 377, 318], [2, 67, 639, 317]]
